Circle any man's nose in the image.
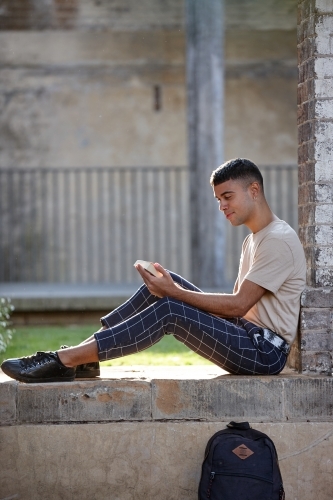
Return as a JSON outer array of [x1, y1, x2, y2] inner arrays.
[[219, 201, 226, 212]]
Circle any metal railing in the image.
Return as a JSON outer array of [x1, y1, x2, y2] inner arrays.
[[0, 165, 297, 286]]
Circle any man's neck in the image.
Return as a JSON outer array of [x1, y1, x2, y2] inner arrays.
[[247, 204, 277, 234]]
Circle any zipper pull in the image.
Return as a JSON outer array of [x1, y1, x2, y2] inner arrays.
[[210, 472, 215, 480]]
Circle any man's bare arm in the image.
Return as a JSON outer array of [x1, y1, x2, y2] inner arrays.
[[135, 263, 265, 318]]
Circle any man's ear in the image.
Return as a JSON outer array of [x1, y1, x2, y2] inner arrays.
[[249, 181, 260, 200]]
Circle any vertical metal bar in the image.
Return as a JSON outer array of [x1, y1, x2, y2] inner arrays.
[[7, 169, 14, 281], [135, 168, 144, 279], [64, 169, 70, 282], [114, 168, 119, 282], [86, 169, 92, 283], [125, 169, 133, 283], [52, 170, 58, 282], [0, 170, 7, 280], [152, 168, 159, 263], [80, 168, 86, 283], [80, 169, 87, 283], [158, 168, 166, 268], [129, 169, 136, 282], [107, 169, 114, 283]]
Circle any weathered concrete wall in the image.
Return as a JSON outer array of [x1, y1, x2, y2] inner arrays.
[[0, 0, 298, 168], [298, 0, 333, 374], [0, 421, 332, 500], [1, 373, 333, 500], [0, 30, 187, 168]]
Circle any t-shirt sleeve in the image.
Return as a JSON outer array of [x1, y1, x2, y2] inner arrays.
[[244, 238, 294, 294]]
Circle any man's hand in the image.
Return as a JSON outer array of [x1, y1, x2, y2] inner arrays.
[[135, 263, 177, 298]]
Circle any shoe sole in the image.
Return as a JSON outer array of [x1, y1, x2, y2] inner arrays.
[[18, 377, 75, 383], [2, 369, 75, 384], [75, 370, 100, 378]]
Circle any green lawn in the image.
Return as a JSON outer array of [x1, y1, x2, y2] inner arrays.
[[0, 325, 213, 367]]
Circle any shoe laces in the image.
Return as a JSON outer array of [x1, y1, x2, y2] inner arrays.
[[20, 351, 56, 369]]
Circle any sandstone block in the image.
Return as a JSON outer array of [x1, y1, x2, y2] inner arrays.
[[300, 308, 331, 331], [315, 140, 333, 162], [315, 204, 333, 224], [315, 268, 333, 288], [315, 99, 333, 120], [315, 57, 333, 78], [316, 15, 333, 55], [0, 381, 17, 424], [301, 331, 332, 351], [315, 225, 333, 245], [315, 77, 333, 98], [17, 380, 152, 423], [316, 0, 333, 12], [301, 351, 332, 375], [314, 184, 333, 204], [314, 160, 333, 182], [315, 247, 333, 268], [285, 376, 333, 417], [315, 125, 333, 151], [152, 378, 284, 421]]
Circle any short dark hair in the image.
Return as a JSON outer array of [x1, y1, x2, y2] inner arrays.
[[210, 158, 264, 191]]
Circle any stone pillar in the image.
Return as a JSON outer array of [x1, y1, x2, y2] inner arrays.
[[185, 0, 225, 288], [298, 0, 333, 374]]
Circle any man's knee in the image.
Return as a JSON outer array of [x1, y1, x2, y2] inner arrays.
[[156, 297, 184, 318]]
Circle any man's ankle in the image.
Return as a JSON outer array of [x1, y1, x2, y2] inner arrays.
[[56, 349, 75, 368]]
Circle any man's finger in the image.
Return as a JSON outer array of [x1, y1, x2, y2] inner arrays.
[[153, 263, 168, 277], [135, 264, 153, 284]]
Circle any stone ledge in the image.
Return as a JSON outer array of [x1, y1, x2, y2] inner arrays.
[[1, 368, 332, 426], [0, 283, 137, 311]]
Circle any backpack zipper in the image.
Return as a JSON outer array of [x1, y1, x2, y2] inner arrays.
[[210, 471, 273, 483], [207, 471, 273, 497], [206, 472, 215, 498]]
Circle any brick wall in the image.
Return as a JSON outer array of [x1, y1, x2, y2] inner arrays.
[[298, 0, 333, 374]]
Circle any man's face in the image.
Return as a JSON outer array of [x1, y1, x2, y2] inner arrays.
[[213, 179, 257, 227]]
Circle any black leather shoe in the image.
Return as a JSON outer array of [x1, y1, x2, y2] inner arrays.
[[60, 345, 100, 378], [1, 351, 76, 383]]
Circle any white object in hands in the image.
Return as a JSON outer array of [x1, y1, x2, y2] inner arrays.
[[134, 260, 163, 278]]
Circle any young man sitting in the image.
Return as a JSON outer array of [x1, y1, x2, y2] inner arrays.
[[1, 158, 306, 382]]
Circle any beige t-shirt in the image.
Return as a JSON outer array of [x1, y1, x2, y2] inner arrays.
[[235, 219, 306, 345]]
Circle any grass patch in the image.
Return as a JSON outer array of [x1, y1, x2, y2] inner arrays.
[[0, 325, 213, 367]]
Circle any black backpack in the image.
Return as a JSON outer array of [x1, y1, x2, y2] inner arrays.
[[198, 421, 285, 500]]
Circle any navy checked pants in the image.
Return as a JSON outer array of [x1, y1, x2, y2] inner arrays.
[[94, 272, 287, 375]]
